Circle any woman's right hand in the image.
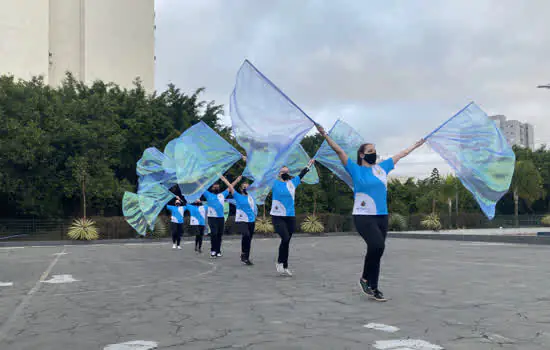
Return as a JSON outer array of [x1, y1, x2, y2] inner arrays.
[[315, 123, 327, 137]]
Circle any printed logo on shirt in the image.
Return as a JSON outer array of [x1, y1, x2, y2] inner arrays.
[[270, 200, 286, 216], [352, 193, 377, 215], [372, 165, 388, 187], [235, 209, 249, 222], [208, 206, 217, 217]]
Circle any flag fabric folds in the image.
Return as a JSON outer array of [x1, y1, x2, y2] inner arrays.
[[314, 119, 365, 189], [136, 147, 176, 193], [425, 102, 515, 219], [230, 60, 315, 204], [173, 121, 242, 203], [286, 144, 319, 185], [122, 184, 175, 236]]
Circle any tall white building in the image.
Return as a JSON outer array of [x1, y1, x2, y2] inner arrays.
[[490, 115, 535, 150], [0, 0, 155, 92]]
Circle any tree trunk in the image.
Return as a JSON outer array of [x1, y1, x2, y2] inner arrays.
[[313, 194, 317, 216], [82, 179, 87, 220], [448, 198, 452, 229], [432, 198, 436, 214], [455, 184, 459, 224], [514, 189, 519, 227], [263, 204, 266, 219]]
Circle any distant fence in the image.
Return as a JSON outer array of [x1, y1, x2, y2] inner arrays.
[[0, 214, 547, 241]]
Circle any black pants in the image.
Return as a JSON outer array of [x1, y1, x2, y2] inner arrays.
[[171, 222, 183, 246], [208, 217, 225, 254], [353, 215, 388, 290], [272, 216, 296, 269], [236, 222, 255, 260], [192, 225, 205, 250]]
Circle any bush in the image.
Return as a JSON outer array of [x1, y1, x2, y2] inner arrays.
[[421, 213, 441, 231], [67, 218, 99, 240], [148, 217, 168, 239], [542, 215, 550, 227], [255, 217, 274, 233], [389, 213, 408, 231], [300, 215, 324, 233]]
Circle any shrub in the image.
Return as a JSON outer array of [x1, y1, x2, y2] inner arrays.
[[67, 218, 99, 240], [421, 213, 441, 231], [542, 215, 550, 227], [300, 215, 325, 233], [148, 218, 168, 239], [389, 213, 408, 231], [255, 217, 274, 233]]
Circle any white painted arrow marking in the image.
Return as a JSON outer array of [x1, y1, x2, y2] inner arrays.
[[373, 339, 443, 350], [364, 323, 400, 333], [104, 340, 158, 350], [42, 275, 79, 284]]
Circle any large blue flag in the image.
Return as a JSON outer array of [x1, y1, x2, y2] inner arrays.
[[173, 121, 242, 202], [136, 147, 176, 193], [286, 144, 319, 185], [230, 60, 316, 204], [123, 184, 175, 236], [314, 119, 365, 189], [426, 102, 515, 219]]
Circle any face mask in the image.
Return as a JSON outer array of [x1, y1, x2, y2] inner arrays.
[[242, 188, 248, 195], [281, 173, 291, 181], [363, 153, 377, 165], [212, 188, 220, 194]]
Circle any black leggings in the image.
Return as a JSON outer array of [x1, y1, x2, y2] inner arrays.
[[353, 215, 388, 290], [272, 216, 296, 269], [171, 223, 183, 245], [192, 225, 205, 249], [208, 217, 225, 254], [236, 222, 255, 260]]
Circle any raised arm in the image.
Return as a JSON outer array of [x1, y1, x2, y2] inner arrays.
[[316, 124, 348, 166], [392, 139, 425, 165], [298, 159, 315, 179], [220, 175, 241, 194]]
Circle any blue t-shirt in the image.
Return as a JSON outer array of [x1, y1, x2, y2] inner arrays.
[[166, 205, 185, 223], [270, 176, 301, 217], [344, 158, 394, 215], [233, 192, 257, 223], [184, 204, 208, 226], [203, 190, 229, 218]]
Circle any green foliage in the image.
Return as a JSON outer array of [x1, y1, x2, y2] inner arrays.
[[67, 218, 99, 240], [300, 215, 324, 233], [421, 213, 441, 231], [542, 215, 550, 227], [255, 217, 274, 233], [389, 213, 408, 231], [148, 218, 168, 239]]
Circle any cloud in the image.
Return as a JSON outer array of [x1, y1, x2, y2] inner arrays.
[[155, 0, 550, 178]]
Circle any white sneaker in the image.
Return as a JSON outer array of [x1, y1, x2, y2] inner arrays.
[[283, 268, 293, 277], [216, 252, 223, 257], [276, 263, 284, 274], [177, 246, 182, 250], [172, 244, 176, 249]]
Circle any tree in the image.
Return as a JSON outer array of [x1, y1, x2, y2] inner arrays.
[[429, 168, 441, 213], [511, 160, 544, 226], [439, 175, 458, 228]]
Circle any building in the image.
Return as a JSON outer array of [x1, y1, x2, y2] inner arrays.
[[0, 0, 155, 92], [489, 115, 535, 150]]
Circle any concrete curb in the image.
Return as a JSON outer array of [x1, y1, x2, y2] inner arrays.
[[1, 230, 550, 247]]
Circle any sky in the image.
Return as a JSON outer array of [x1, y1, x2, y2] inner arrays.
[[154, 0, 550, 179]]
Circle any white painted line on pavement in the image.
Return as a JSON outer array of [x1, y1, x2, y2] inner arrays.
[[0, 247, 66, 342], [104, 340, 158, 350], [0, 282, 13, 287], [42, 274, 79, 284], [364, 323, 399, 333], [373, 339, 443, 349], [52, 252, 69, 256], [0, 247, 24, 250], [420, 258, 536, 269]]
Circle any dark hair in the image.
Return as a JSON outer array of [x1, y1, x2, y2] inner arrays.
[[357, 143, 374, 165]]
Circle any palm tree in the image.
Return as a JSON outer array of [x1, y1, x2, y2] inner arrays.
[[511, 160, 544, 226], [439, 175, 457, 228]]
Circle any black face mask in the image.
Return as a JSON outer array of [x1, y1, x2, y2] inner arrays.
[[211, 188, 220, 194], [192, 202, 201, 206], [242, 188, 248, 195], [281, 173, 291, 181], [363, 153, 377, 165]]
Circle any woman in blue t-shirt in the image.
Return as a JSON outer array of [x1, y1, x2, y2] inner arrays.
[[184, 199, 208, 253], [271, 159, 315, 276], [166, 198, 185, 249], [317, 124, 424, 301], [221, 176, 257, 266]]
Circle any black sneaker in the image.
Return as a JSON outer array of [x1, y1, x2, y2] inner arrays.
[[241, 259, 254, 266], [359, 279, 374, 296], [370, 289, 387, 302]]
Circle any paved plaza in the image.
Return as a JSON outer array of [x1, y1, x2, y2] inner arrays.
[[0, 235, 549, 349]]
